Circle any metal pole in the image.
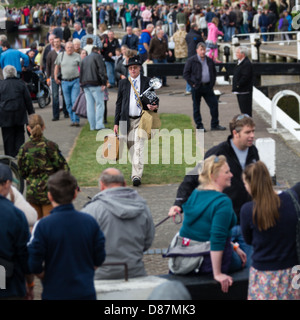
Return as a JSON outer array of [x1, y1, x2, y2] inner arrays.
[[250, 34, 258, 61], [297, 32, 300, 62], [232, 37, 239, 61], [92, 0, 97, 36]]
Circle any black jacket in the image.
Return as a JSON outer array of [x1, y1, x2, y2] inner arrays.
[[232, 56, 253, 93], [0, 78, 34, 127], [63, 26, 72, 42], [174, 135, 259, 222], [79, 52, 107, 86], [114, 56, 127, 83], [183, 54, 217, 89], [185, 29, 204, 58], [102, 38, 120, 63], [114, 75, 158, 133]]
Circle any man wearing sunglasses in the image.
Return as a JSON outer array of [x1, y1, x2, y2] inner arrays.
[[169, 114, 258, 270]]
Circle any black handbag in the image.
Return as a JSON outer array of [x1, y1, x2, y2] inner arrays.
[[57, 51, 64, 81], [0, 257, 14, 278], [286, 189, 300, 263]]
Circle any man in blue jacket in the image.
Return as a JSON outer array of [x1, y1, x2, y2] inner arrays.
[[121, 26, 139, 51], [27, 170, 106, 300], [0, 41, 29, 76], [72, 21, 86, 40], [258, 9, 269, 41]]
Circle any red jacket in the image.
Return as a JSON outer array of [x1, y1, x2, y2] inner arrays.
[[23, 8, 30, 16]]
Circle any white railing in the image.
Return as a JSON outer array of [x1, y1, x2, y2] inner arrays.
[[271, 90, 300, 131], [229, 31, 300, 61]]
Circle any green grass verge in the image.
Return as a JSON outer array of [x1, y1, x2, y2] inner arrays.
[[68, 113, 202, 186]]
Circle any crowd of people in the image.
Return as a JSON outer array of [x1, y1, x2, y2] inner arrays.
[[1, 111, 300, 300], [0, 0, 299, 301], [5, 0, 293, 42]]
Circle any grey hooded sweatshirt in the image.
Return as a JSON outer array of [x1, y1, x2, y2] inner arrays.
[[82, 187, 155, 280]]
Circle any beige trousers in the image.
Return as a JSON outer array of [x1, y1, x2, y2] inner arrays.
[[127, 118, 145, 180]]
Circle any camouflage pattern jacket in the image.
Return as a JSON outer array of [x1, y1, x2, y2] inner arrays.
[[17, 136, 69, 205], [172, 30, 188, 59]]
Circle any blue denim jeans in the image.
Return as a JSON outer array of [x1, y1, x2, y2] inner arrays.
[[260, 26, 268, 41], [61, 78, 80, 124], [168, 22, 174, 36], [186, 82, 191, 93], [83, 86, 105, 130], [229, 225, 253, 272], [223, 26, 229, 42], [105, 61, 115, 87], [227, 26, 236, 42]]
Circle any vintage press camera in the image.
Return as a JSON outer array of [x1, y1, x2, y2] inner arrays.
[[140, 77, 162, 105]]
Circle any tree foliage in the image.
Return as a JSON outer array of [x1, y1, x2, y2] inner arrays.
[[12, 0, 57, 8]]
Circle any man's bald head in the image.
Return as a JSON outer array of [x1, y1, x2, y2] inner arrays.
[[99, 168, 126, 190]]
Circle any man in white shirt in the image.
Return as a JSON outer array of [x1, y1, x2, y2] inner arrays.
[[114, 56, 159, 186]]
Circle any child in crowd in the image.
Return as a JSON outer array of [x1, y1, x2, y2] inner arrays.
[[83, 38, 94, 55], [206, 17, 223, 63], [17, 114, 69, 219]]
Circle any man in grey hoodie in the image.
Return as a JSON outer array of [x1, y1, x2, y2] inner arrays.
[[82, 168, 155, 280]]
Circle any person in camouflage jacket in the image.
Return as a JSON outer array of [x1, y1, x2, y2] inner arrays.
[[17, 114, 69, 219]]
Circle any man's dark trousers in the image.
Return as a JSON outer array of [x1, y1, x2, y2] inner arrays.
[[1, 126, 24, 157], [191, 84, 219, 129], [237, 93, 252, 117], [51, 78, 68, 120]]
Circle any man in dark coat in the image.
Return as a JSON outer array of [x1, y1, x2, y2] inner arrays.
[[46, 36, 68, 121], [168, 114, 259, 270], [184, 23, 204, 94], [114, 56, 159, 186], [80, 46, 107, 131], [267, 9, 277, 41], [183, 42, 226, 132], [185, 23, 204, 59], [0, 65, 35, 157], [61, 19, 71, 43], [102, 30, 120, 88], [0, 163, 34, 299], [232, 46, 253, 116], [148, 29, 170, 87], [121, 26, 139, 51]]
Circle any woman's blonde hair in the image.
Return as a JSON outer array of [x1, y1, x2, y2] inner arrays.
[[212, 17, 219, 26], [125, 48, 138, 58], [243, 161, 280, 231], [199, 155, 227, 186], [28, 114, 45, 140]]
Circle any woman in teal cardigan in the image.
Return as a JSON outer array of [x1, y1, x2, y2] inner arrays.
[[180, 155, 247, 293]]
